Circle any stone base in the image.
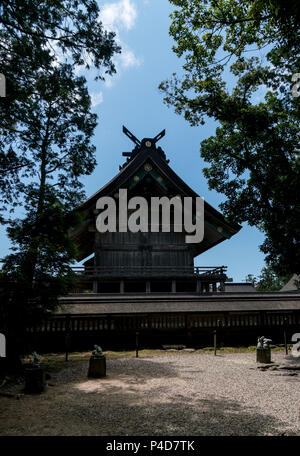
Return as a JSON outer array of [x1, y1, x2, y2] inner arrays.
[[88, 356, 106, 378], [256, 349, 271, 363], [24, 364, 46, 393]]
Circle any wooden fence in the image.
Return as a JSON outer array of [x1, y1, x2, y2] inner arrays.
[[26, 310, 300, 335]]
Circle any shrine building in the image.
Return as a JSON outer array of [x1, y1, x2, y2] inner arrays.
[[70, 126, 241, 295], [26, 128, 300, 349]]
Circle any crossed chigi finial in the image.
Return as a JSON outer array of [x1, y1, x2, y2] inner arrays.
[[120, 126, 168, 169], [122, 125, 165, 152]]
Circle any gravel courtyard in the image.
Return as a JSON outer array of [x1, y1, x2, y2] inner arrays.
[[0, 351, 299, 436]]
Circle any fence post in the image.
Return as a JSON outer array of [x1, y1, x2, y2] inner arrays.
[[283, 317, 288, 356], [136, 331, 139, 358], [65, 314, 71, 362], [214, 330, 217, 356]]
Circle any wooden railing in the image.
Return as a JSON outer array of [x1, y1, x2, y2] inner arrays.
[[71, 265, 227, 277], [27, 310, 300, 334]]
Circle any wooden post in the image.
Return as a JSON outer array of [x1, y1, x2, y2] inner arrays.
[[214, 330, 217, 356], [219, 281, 225, 292], [217, 319, 222, 348], [136, 331, 139, 358], [146, 281, 151, 293], [93, 280, 98, 293], [65, 314, 71, 362], [284, 318, 288, 355], [171, 280, 176, 293], [260, 311, 265, 328]]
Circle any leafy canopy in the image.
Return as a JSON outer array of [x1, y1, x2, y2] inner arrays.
[[0, 2, 120, 363], [256, 266, 292, 292], [160, 0, 300, 275], [0, 63, 99, 357], [245, 265, 292, 291], [0, 0, 120, 215]]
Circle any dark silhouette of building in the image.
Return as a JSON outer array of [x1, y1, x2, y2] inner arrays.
[[26, 128, 300, 349], [71, 127, 240, 294]]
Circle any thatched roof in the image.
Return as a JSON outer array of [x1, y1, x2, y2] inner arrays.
[[224, 283, 256, 292], [57, 292, 300, 315], [280, 274, 300, 292], [70, 141, 241, 261]]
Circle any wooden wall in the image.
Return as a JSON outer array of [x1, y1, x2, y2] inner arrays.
[[94, 231, 194, 269], [25, 309, 300, 352]]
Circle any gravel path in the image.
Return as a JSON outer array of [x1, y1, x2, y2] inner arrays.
[[0, 352, 299, 436]]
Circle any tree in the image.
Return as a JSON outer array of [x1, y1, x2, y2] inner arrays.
[[0, 63, 98, 368], [0, 2, 121, 370], [256, 265, 291, 291], [244, 274, 257, 285], [159, 0, 300, 276], [0, 0, 120, 218]]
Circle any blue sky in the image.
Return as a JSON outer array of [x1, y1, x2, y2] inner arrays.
[[0, 0, 266, 281]]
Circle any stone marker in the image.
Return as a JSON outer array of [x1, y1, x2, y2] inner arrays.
[[24, 352, 46, 393], [88, 345, 106, 378], [256, 336, 272, 363]]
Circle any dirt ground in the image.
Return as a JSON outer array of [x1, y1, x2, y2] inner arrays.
[[0, 350, 299, 436]]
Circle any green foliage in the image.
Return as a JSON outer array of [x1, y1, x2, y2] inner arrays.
[[256, 265, 291, 291], [0, 63, 98, 360], [160, 0, 300, 275], [245, 264, 292, 291], [0, 1, 120, 363], [0, 0, 120, 215], [244, 274, 256, 285]]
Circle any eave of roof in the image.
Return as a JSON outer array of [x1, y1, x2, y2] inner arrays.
[[57, 292, 300, 315], [70, 145, 241, 260]]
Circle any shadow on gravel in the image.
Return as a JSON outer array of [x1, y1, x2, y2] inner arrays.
[[55, 391, 288, 436], [0, 357, 295, 436], [52, 358, 183, 385], [66, 359, 288, 436], [284, 355, 300, 366]]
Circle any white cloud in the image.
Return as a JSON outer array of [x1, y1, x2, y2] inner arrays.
[[97, 1, 141, 87], [102, 47, 142, 88], [100, 0, 137, 32], [119, 49, 141, 68], [49, 1, 140, 79], [104, 77, 114, 88], [90, 91, 104, 107]]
